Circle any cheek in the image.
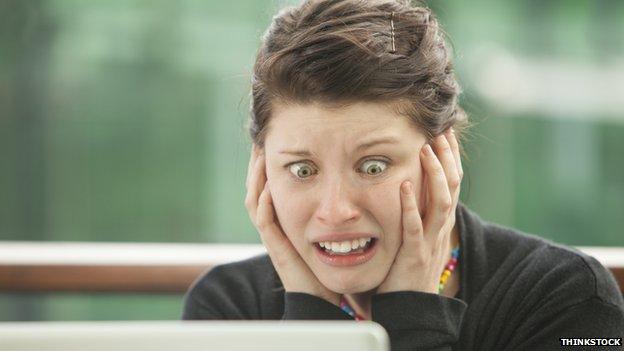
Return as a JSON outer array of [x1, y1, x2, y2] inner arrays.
[[363, 173, 425, 241], [266, 176, 310, 242], [362, 184, 402, 239]]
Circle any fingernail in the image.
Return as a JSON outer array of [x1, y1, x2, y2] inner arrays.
[[402, 181, 412, 194], [421, 144, 432, 156]]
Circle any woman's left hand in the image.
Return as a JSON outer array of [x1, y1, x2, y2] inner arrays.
[[376, 128, 463, 295]]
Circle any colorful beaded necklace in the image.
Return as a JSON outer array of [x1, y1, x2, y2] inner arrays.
[[339, 245, 460, 321]]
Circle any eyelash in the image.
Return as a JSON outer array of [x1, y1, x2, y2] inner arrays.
[[284, 157, 392, 183]]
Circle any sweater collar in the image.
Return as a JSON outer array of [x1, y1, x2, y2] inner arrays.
[[456, 202, 488, 303]]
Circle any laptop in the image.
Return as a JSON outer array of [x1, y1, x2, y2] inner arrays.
[[0, 320, 390, 351]]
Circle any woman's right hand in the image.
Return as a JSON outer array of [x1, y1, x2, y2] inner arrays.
[[245, 145, 342, 307]]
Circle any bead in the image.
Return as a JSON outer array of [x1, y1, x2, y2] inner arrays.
[[343, 246, 460, 321]]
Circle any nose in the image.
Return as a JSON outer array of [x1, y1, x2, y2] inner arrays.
[[314, 176, 361, 227]]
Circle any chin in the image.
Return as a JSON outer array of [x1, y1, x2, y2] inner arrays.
[[317, 272, 384, 295]]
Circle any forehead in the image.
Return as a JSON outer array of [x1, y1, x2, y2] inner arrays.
[[266, 101, 423, 146]]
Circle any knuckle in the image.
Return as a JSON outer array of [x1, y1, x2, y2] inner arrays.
[[404, 223, 423, 237], [273, 254, 290, 268], [244, 196, 254, 210], [256, 218, 270, 232], [448, 175, 461, 189], [437, 198, 453, 213], [411, 253, 429, 267], [403, 201, 418, 212], [431, 164, 445, 177]]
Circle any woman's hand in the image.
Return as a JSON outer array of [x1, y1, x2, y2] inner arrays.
[[376, 128, 463, 295], [245, 146, 342, 307]]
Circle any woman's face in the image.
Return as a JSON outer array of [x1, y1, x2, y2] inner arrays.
[[263, 101, 428, 294]]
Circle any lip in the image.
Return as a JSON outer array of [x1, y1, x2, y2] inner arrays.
[[311, 232, 379, 243], [314, 238, 379, 267]]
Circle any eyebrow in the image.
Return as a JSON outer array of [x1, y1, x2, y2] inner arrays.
[[278, 136, 400, 157]]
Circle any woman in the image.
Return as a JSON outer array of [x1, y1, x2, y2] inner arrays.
[[183, 1, 624, 350]]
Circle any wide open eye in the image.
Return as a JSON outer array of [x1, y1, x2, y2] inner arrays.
[[359, 159, 388, 176], [288, 162, 317, 179]]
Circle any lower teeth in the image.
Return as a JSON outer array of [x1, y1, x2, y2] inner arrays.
[[325, 248, 364, 255]]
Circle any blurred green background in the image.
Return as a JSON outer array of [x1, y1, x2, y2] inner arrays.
[[1, 0, 622, 321]]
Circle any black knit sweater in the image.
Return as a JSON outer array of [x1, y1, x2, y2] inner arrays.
[[182, 203, 624, 350]]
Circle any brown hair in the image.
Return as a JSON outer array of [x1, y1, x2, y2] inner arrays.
[[248, 0, 469, 149]]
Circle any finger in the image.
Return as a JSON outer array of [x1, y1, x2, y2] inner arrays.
[[244, 152, 266, 221], [445, 128, 463, 180], [245, 144, 259, 190], [444, 130, 462, 218], [419, 173, 428, 218], [400, 180, 424, 243], [433, 134, 461, 203], [437, 223, 452, 275], [256, 184, 300, 267], [420, 143, 452, 241]]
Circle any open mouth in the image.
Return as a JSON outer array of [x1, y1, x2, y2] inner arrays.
[[313, 238, 379, 267], [314, 238, 377, 256]]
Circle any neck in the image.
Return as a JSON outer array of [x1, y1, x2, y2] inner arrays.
[[343, 222, 461, 320]]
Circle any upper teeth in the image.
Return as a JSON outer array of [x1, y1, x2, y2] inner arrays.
[[319, 238, 372, 253]]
